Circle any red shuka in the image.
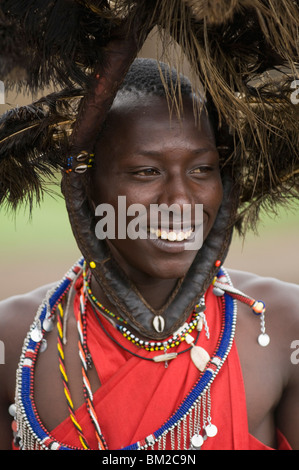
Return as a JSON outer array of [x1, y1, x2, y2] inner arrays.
[[50, 282, 291, 450]]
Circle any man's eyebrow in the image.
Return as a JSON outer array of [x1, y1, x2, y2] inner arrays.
[[190, 148, 217, 154], [133, 148, 216, 157]]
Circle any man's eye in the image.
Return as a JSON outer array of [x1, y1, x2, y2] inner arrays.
[[190, 166, 212, 175], [134, 168, 160, 176]]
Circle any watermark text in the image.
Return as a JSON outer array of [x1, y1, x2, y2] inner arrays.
[[95, 196, 203, 250], [0, 341, 5, 364], [290, 340, 299, 365], [290, 80, 299, 105], [0, 81, 4, 104]]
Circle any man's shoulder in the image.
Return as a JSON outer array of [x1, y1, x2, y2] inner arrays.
[[0, 283, 57, 402], [227, 269, 299, 448], [227, 267, 299, 328], [227, 267, 299, 299], [0, 283, 56, 343]]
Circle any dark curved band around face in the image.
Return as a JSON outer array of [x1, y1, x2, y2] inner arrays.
[[62, 171, 237, 340]]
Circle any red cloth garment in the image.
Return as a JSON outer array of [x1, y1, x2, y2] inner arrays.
[[51, 282, 291, 450]]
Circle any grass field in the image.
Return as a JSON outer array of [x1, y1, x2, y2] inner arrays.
[[1, 178, 298, 301]]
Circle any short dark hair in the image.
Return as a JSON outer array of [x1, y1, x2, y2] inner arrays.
[[116, 58, 223, 154], [96, 57, 219, 153], [118, 57, 194, 98], [116, 58, 220, 140]]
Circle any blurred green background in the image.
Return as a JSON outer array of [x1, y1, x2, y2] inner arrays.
[[1, 30, 298, 301]]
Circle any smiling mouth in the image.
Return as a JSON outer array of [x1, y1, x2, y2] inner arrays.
[[148, 227, 194, 242]]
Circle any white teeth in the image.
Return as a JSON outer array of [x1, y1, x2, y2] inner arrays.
[[161, 230, 168, 240], [176, 232, 186, 242], [149, 227, 193, 242], [167, 231, 177, 242]]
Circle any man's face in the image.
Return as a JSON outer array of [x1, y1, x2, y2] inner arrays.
[[91, 93, 223, 281]]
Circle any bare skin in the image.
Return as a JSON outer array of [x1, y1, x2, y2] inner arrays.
[[0, 96, 298, 450]]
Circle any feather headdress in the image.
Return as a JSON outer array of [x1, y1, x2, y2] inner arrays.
[[0, 88, 82, 209], [0, 0, 298, 231]]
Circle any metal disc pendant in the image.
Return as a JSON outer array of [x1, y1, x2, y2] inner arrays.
[[153, 315, 165, 333], [204, 423, 218, 438], [258, 333, 270, 347], [8, 404, 16, 418], [40, 339, 48, 353], [30, 321, 43, 342], [43, 317, 54, 332], [213, 287, 225, 297], [190, 434, 204, 449]]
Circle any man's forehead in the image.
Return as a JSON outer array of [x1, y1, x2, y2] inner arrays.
[[94, 91, 216, 166], [108, 90, 209, 126]]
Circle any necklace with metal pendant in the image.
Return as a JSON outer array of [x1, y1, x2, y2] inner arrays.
[[84, 262, 208, 339], [151, 312, 211, 371], [89, 297, 212, 374], [88, 284, 211, 368], [90, 299, 202, 367]]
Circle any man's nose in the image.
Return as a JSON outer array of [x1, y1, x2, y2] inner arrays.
[[154, 173, 196, 229], [157, 172, 194, 208]]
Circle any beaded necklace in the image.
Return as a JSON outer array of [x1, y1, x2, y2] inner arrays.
[[83, 263, 127, 325], [13, 258, 238, 450], [89, 300, 201, 364], [83, 261, 209, 352], [14, 260, 85, 450]]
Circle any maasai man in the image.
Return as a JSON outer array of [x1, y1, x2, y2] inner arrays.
[[0, 0, 298, 451]]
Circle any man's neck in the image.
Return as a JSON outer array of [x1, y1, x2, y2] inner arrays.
[[90, 272, 180, 313]]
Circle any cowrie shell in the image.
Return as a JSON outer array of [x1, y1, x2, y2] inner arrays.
[[153, 315, 165, 333]]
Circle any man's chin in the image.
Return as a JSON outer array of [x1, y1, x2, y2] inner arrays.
[[106, 238, 199, 281], [144, 253, 199, 281]]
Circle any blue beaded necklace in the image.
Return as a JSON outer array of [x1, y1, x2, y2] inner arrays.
[[13, 259, 237, 450]]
